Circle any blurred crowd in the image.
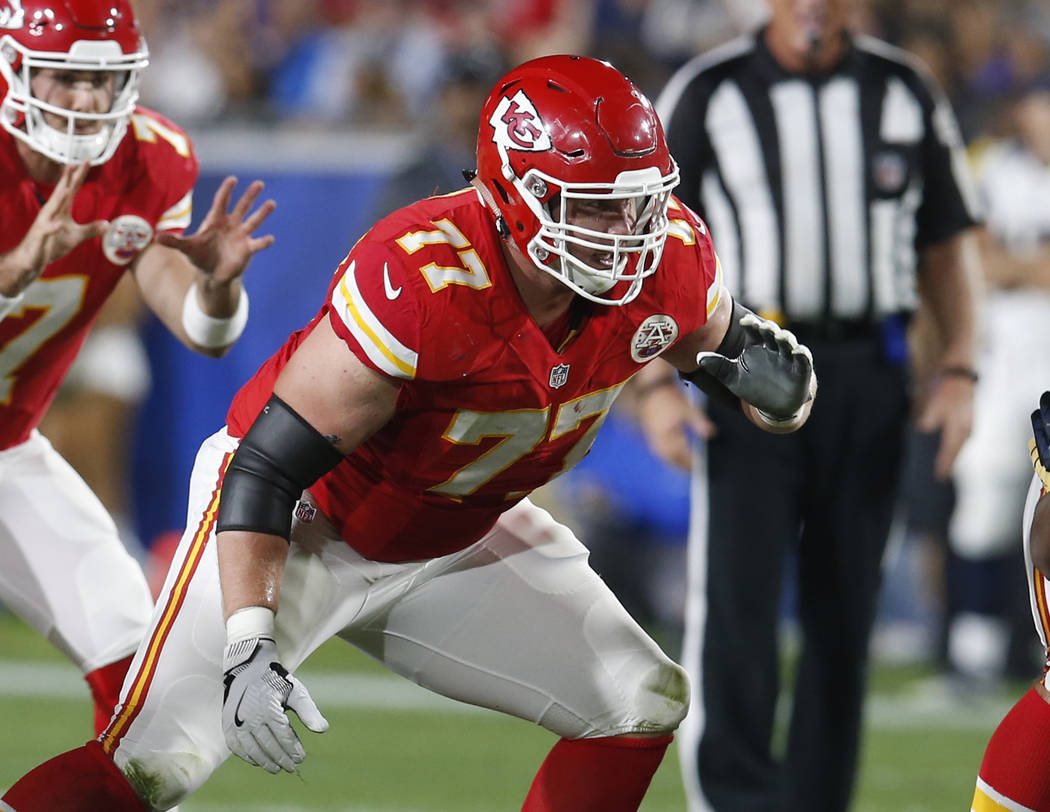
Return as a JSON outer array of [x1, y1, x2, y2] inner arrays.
[[70, 0, 1050, 670], [131, 0, 1050, 142]]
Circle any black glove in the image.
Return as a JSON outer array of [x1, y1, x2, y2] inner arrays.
[[1032, 391, 1050, 490], [696, 314, 814, 420]]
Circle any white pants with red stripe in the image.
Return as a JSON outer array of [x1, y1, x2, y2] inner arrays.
[[1022, 474, 1050, 683], [0, 431, 152, 673], [102, 428, 688, 810]]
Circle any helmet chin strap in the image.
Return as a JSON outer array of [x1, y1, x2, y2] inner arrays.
[[32, 112, 111, 164]]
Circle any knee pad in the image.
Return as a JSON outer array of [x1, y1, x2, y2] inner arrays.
[[114, 746, 213, 811], [627, 660, 690, 735]]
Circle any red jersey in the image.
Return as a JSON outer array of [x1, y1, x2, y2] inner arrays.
[[227, 189, 721, 562], [0, 107, 197, 449]]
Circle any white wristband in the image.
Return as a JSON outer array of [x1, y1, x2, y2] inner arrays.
[[225, 605, 275, 645], [181, 282, 249, 348], [0, 289, 25, 321]]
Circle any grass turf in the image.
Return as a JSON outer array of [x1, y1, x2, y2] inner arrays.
[[0, 611, 1014, 811]]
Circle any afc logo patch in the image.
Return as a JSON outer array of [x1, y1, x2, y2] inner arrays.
[[294, 501, 317, 524], [631, 314, 679, 362], [549, 363, 570, 389], [102, 214, 154, 265]]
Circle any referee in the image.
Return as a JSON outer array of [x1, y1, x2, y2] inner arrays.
[[641, 1, 982, 810]]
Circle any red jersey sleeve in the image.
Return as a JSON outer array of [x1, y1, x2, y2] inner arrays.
[[639, 196, 724, 339], [126, 106, 199, 235], [327, 243, 424, 382], [671, 197, 723, 315], [327, 197, 499, 384]]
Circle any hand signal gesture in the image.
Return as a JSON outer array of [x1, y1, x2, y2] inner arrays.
[[7, 162, 108, 291], [155, 176, 276, 285]]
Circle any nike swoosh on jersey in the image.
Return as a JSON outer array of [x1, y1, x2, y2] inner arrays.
[[382, 262, 402, 300]]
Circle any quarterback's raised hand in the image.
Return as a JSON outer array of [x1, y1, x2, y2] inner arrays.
[[1032, 391, 1050, 490], [155, 176, 276, 285], [696, 313, 815, 423], [221, 619, 328, 774], [1, 162, 108, 295]]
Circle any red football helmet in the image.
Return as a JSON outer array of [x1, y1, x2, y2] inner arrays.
[[475, 55, 679, 306], [0, 0, 148, 165]]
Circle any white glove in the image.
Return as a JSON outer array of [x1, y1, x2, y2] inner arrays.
[[221, 613, 328, 774]]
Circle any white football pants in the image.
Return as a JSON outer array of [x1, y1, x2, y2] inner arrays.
[[103, 428, 688, 810], [0, 430, 152, 673]]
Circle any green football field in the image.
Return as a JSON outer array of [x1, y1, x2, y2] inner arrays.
[[0, 610, 1018, 811]]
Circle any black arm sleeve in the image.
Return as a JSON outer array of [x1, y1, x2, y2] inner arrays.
[[679, 297, 752, 409], [216, 395, 345, 540]]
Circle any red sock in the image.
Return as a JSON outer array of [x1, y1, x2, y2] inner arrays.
[[521, 735, 672, 812], [85, 654, 134, 736], [1, 740, 146, 811], [973, 685, 1050, 811]]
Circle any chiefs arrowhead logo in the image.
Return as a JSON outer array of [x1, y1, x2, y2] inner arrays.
[[490, 90, 550, 152], [0, 0, 24, 29]]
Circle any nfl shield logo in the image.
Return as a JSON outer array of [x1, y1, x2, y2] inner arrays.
[[294, 501, 317, 524], [549, 363, 570, 389], [872, 150, 907, 193]]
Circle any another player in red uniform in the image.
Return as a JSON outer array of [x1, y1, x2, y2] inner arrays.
[[3, 55, 815, 811], [970, 392, 1050, 812], [0, 0, 274, 737]]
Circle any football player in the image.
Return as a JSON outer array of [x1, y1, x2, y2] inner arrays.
[[2, 54, 815, 811], [970, 391, 1050, 812], [0, 0, 274, 738]]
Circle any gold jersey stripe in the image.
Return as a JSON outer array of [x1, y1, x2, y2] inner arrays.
[[706, 256, 724, 317], [1031, 438, 1050, 491], [157, 190, 193, 231], [971, 778, 1038, 812], [334, 262, 417, 379]]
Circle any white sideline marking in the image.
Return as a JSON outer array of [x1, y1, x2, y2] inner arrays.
[[184, 807, 433, 812], [0, 660, 483, 715], [0, 659, 1013, 729]]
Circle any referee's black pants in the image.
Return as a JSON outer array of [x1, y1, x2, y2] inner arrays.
[[684, 335, 909, 812]]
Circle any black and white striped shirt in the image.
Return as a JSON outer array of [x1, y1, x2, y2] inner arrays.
[[656, 30, 979, 327]]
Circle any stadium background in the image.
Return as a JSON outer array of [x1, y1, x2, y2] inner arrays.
[[5, 0, 1050, 808]]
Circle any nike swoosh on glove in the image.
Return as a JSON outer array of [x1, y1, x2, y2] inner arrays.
[[221, 636, 329, 774], [696, 313, 814, 419]]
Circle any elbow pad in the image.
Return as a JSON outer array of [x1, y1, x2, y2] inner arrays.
[[217, 395, 344, 539]]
